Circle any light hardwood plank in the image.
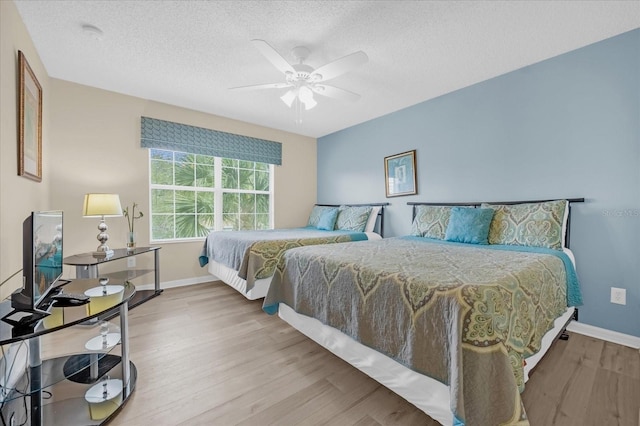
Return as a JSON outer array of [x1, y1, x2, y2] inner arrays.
[[584, 369, 640, 426], [106, 282, 639, 426]]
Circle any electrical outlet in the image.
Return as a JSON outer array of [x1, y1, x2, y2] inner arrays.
[[127, 257, 136, 268], [610, 287, 626, 305]]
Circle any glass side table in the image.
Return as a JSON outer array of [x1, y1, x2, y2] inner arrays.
[[64, 246, 162, 311], [0, 279, 137, 425]]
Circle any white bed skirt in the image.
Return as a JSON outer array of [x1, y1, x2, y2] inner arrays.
[[207, 260, 271, 300], [278, 303, 575, 425]]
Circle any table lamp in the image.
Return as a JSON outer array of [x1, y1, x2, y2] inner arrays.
[[83, 193, 122, 258]]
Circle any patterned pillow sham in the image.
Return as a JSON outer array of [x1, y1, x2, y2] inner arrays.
[[335, 205, 373, 232], [410, 205, 452, 239], [482, 200, 568, 250], [307, 205, 336, 228]]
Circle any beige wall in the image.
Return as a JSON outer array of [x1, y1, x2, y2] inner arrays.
[[1, 0, 317, 294], [49, 79, 317, 285], [0, 0, 51, 299]]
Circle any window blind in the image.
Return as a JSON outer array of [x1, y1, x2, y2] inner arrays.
[[140, 117, 282, 165]]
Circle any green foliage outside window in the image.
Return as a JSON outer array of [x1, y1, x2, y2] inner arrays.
[[150, 149, 271, 240]]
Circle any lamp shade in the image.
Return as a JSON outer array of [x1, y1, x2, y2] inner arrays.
[[83, 194, 123, 217]]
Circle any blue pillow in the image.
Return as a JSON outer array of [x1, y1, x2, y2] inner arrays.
[[307, 205, 333, 227], [317, 208, 339, 230], [444, 207, 494, 244]]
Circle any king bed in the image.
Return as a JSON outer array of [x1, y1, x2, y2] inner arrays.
[[263, 198, 584, 425], [200, 203, 387, 299]]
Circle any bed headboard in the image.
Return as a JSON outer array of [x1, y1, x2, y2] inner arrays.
[[316, 203, 390, 237], [408, 198, 584, 248]]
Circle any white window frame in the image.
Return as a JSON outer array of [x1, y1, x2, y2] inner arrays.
[[149, 150, 274, 243]]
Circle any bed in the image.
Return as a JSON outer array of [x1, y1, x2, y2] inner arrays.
[[263, 198, 584, 425], [200, 203, 387, 299]]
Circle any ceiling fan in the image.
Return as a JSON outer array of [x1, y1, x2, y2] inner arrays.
[[230, 39, 368, 111]]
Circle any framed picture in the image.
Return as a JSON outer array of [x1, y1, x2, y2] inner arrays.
[[18, 50, 43, 182], [384, 150, 417, 197]]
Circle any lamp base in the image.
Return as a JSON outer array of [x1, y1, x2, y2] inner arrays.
[[92, 249, 114, 259]]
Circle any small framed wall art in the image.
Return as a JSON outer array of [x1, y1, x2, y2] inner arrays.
[[384, 150, 417, 197], [18, 50, 43, 182]]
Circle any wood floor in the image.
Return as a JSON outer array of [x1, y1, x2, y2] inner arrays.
[[105, 282, 639, 426]]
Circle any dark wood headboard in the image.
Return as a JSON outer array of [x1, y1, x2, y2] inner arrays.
[[316, 203, 390, 237], [407, 198, 585, 248]]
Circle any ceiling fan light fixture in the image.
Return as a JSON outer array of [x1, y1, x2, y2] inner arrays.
[[309, 73, 322, 83], [298, 86, 317, 110], [233, 39, 367, 119], [302, 97, 317, 110], [280, 89, 297, 107]]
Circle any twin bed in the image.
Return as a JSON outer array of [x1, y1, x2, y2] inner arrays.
[[200, 203, 387, 299], [262, 198, 584, 425]]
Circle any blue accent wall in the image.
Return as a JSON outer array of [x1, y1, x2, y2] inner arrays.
[[317, 29, 639, 337]]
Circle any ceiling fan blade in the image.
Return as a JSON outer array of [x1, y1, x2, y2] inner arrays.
[[251, 39, 296, 75], [229, 82, 292, 91], [312, 84, 361, 102], [310, 51, 368, 82]]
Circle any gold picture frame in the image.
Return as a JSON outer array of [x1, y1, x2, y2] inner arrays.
[[18, 50, 43, 182], [384, 150, 417, 197]]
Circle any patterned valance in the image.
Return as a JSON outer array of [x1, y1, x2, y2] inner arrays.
[[140, 117, 282, 165]]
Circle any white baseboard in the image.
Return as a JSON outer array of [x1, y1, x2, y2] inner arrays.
[[567, 321, 640, 349]]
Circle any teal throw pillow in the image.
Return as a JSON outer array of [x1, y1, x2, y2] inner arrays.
[[317, 208, 339, 230], [444, 207, 494, 244], [308, 206, 333, 228]]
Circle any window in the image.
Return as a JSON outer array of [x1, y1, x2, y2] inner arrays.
[[149, 149, 273, 241]]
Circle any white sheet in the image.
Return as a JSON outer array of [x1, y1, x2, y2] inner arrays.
[[278, 303, 575, 425]]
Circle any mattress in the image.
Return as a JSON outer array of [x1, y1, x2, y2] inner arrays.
[[277, 303, 575, 425], [204, 230, 381, 299], [263, 237, 582, 425]]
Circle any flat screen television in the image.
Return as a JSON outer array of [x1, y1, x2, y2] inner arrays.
[[3, 211, 64, 326]]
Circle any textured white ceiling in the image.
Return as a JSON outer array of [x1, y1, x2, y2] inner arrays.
[[13, 1, 640, 138]]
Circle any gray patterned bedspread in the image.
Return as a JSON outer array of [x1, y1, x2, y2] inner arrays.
[[263, 236, 582, 426], [200, 228, 368, 289]]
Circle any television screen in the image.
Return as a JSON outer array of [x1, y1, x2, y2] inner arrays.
[[3, 211, 63, 327], [31, 211, 63, 308]]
